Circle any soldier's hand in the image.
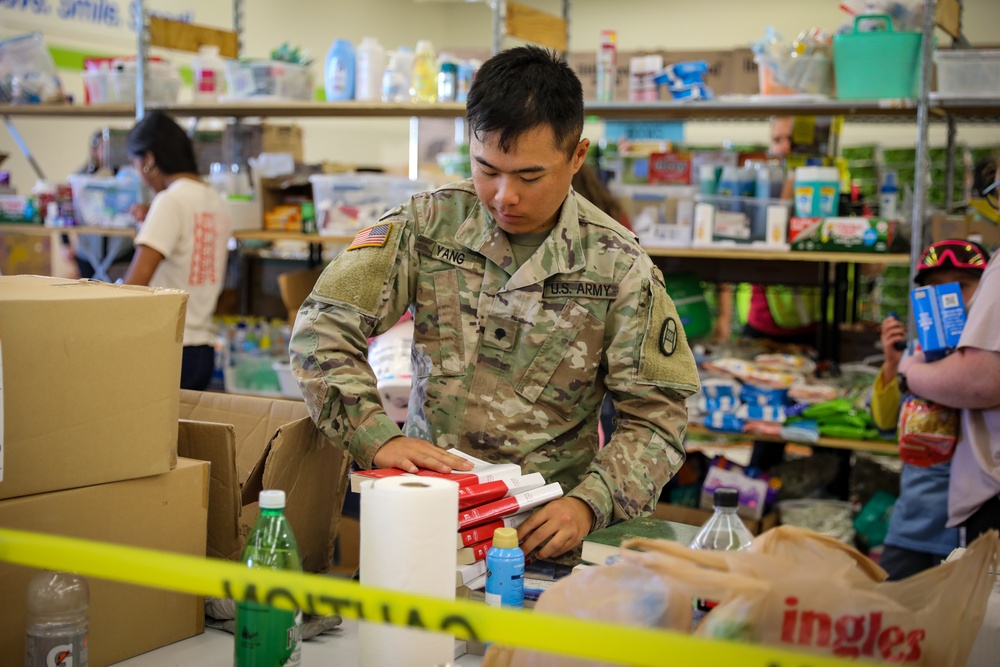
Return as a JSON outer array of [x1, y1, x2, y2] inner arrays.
[[517, 497, 594, 559], [371, 437, 474, 474]]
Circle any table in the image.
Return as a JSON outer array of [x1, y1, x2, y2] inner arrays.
[[113, 620, 482, 666]]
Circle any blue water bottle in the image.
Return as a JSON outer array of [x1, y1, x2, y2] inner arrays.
[[485, 528, 524, 609]]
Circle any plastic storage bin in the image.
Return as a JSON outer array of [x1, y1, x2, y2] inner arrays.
[[834, 15, 923, 100], [308, 174, 431, 235], [755, 54, 833, 97], [0, 32, 65, 104], [67, 173, 146, 227], [610, 183, 696, 248], [934, 49, 1000, 98], [224, 60, 314, 101], [83, 60, 181, 105]]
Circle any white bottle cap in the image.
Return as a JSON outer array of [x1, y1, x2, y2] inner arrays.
[[259, 490, 286, 509], [416, 40, 435, 54]]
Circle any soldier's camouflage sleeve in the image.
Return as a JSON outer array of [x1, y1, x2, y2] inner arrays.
[[565, 252, 700, 531], [289, 203, 418, 470]]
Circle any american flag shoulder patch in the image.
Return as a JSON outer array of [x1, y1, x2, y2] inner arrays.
[[347, 223, 392, 251]]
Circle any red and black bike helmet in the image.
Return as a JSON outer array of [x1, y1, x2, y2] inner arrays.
[[914, 238, 991, 285]]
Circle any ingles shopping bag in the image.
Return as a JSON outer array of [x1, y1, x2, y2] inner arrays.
[[482, 557, 768, 667], [622, 528, 998, 666]]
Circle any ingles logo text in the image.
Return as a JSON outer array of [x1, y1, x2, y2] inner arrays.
[[780, 597, 926, 662]]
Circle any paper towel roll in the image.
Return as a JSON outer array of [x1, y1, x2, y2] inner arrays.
[[359, 475, 459, 667]]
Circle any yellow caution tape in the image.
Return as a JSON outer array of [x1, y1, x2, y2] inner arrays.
[[0, 528, 875, 667]]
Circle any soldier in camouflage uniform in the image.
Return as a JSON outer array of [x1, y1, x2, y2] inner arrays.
[[290, 46, 700, 559]]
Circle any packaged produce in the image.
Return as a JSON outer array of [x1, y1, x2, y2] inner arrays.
[[897, 396, 959, 467]]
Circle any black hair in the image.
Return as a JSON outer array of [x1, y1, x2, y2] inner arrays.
[[126, 110, 198, 175], [466, 45, 583, 157]]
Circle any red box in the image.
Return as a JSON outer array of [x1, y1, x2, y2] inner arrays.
[[649, 151, 692, 185]]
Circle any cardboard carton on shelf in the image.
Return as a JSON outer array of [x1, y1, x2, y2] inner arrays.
[[0, 276, 186, 501], [0, 458, 209, 665], [789, 216, 897, 253], [177, 390, 350, 573], [931, 213, 1000, 247]]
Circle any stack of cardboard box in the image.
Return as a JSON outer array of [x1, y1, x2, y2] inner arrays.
[[0, 276, 349, 664]]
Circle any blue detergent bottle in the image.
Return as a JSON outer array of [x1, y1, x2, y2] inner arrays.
[[485, 528, 524, 609], [325, 39, 355, 101]]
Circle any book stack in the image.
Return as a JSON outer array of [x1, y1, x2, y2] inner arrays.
[[351, 449, 564, 590], [580, 516, 701, 566]]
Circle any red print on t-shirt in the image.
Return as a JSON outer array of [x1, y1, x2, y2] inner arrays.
[[189, 212, 218, 286]]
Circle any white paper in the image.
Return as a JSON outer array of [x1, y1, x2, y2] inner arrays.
[[358, 476, 458, 667]]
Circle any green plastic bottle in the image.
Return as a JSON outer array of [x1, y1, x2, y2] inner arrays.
[[235, 490, 303, 667]]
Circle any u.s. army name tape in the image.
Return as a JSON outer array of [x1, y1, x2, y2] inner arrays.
[[0, 528, 876, 667]]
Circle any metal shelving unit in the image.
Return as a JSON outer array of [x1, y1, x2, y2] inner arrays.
[[2, 0, 997, 286]]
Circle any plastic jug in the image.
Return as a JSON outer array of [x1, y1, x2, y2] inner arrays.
[[192, 45, 225, 102], [355, 36, 385, 102], [410, 40, 437, 103], [325, 39, 355, 101]]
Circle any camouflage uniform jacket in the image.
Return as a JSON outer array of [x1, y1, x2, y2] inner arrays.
[[290, 179, 700, 530]]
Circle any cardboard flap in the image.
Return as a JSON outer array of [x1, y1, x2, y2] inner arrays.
[[240, 444, 270, 508], [262, 416, 350, 573], [179, 390, 308, 487], [177, 419, 242, 561]]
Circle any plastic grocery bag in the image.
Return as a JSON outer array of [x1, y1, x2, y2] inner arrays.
[[621, 528, 998, 666], [482, 558, 766, 667], [897, 395, 959, 467]]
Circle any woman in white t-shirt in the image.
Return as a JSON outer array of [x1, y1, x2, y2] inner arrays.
[[123, 111, 231, 390]]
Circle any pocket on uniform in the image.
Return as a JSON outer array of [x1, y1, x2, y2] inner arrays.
[[414, 270, 466, 376], [515, 301, 603, 419]]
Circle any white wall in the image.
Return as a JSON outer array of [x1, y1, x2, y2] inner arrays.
[[1, 0, 997, 191]]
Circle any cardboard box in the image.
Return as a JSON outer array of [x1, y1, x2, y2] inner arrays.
[[0, 276, 186, 501], [177, 390, 350, 572], [789, 217, 897, 253], [0, 231, 52, 276], [931, 213, 1000, 248], [0, 458, 209, 666], [652, 501, 779, 536], [224, 123, 304, 163], [0, 194, 41, 222], [912, 283, 967, 361]]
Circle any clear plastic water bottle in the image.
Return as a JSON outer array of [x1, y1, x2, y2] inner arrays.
[[381, 50, 410, 103], [485, 527, 524, 609], [689, 487, 753, 625], [235, 490, 303, 667], [25, 571, 89, 667]]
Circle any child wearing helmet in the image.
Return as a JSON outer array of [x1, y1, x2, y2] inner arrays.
[[871, 239, 990, 580]]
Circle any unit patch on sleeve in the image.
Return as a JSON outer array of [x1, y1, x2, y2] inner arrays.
[[347, 223, 392, 251], [544, 281, 619, 299], [660, 317, 678, 356]]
